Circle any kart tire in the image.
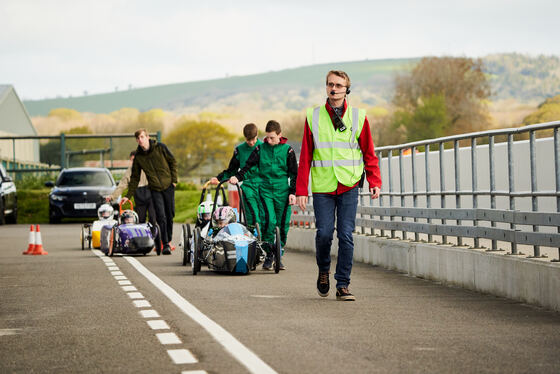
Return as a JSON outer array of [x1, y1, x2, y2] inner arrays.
[[154, 223, 162, 256], [192, 227, 201, 275], [274, 226, 281, 274], [182, 224, 191, 266], [109, 227, 117, 257], [81, 225, 86, 250], [87, 225, 92, 249]]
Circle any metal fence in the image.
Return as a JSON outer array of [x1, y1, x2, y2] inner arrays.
[[0, 132, 160, 175], [292, 120, 560, 262]]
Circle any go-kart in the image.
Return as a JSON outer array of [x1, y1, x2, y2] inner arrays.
[[100, 200, 162, 256], [80, 212, 117, 250], [181, 180, 282, 275]]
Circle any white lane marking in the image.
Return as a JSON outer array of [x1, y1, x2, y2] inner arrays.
[[111, 271, 124, 276], [127, 292, 144, 299], [250, 295, 284, 299], [104, 262, 116, 266], [122, 285, 137, 292], [118, 280, 132, 285], [167, 349, 198, 364], [133, 300, 151, 308], [139, 309, 160, 318], [124, 256, 278, 374], [108, 266, 120, 271], [147, 320, 170, 330], [182, 371, 208, 374], [0, 328, 23, 336], [156, 332, 182, 345], [101, 257, 112, 262], [114, 275, 127, 280]]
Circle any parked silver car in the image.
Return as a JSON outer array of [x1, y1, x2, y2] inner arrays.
[[0, 163, 17, 224]]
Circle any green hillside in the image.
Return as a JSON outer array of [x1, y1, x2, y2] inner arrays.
[[23, 58, 417, 116], [23, 54, 560, 116]]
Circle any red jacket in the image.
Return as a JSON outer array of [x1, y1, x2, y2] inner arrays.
[[295, 99, 382, 196]]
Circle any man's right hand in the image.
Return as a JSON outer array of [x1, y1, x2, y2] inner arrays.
[[297, 196, 308, 211], [209, 177, 219, 185], [104, 196, 112, 203]]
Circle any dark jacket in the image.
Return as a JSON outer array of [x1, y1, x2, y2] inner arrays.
[[126, 139, 177, 198]]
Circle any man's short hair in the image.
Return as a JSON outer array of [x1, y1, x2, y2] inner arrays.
[[243, 123, 258, 140], [265, 120, 281, 134], [326, 70, 351, 89], [134, 128, 148, 139]]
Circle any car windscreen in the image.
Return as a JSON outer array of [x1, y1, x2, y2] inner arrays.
[[57, 171, 114, 187]]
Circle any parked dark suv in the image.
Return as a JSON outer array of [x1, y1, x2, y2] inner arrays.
[[0, 163, 17, 224], [46, 167, 117, 224]]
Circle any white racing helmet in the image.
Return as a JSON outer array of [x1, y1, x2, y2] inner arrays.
[[212, 206, 236, 227], [197, 201, 214, 222], [121, 209, 138, 224], [98, 204, 114, 220]]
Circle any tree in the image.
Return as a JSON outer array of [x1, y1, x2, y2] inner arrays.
[[391, 94, 451, 142], [164, 119, 236, 178], [522, 94, 560, 126], [393, 57, 491, 138]]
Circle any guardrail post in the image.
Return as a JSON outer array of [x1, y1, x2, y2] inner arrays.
[[399, 148, 406, 240], [554, 128, 560, 262], [425, 144, 432, 242], [411, 146, 419, 242], [454, 140, 462, 246], [60, 133, 66, 169], [488, 135, 500, 251], [528, 130, 542, 258], [439, 142, 447, 244], [471, 137, 479, 248], [377, 150, 385, 238], [388, 150, 395, 238]]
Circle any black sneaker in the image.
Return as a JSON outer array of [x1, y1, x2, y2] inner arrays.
[[262, 255, 273, 270], [336, 287, 355, 301], [317, 271, 329, 297], [162, 245, 172, 255]]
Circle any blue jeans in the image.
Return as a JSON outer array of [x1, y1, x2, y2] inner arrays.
[[313, 187, 359, 289]]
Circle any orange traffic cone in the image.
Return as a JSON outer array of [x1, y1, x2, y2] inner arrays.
[[22, 225, 36, 255], [30, 225, 48, 255]]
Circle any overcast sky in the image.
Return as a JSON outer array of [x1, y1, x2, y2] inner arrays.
[[1, 0, 558, 100]]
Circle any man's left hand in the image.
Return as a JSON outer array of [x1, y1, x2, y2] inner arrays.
[[288, 194, 296, 205], [370, 186, 381, 199]]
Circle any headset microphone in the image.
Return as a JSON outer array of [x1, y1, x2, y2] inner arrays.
[[330, 88, 351, 95]]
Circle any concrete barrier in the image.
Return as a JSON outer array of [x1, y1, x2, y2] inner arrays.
[[286, 227, 560, 312]]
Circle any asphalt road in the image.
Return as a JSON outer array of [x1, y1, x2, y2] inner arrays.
[[1, 224, 560, 374]]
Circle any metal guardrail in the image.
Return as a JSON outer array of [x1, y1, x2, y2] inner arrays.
[[0, 132, 160, 173], [291, 120, 560, 262]]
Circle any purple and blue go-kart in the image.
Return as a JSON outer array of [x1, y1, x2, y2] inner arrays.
[[100, 200, 162, 256], [180, 180, 282, 275]]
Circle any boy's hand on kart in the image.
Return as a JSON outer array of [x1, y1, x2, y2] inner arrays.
[[209, 177, 219, 185], [297, 196, 307, 211], [289, 194, 296, 206], [228, 176, 239, 185]]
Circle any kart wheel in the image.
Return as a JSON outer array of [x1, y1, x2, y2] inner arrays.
[[154, 223, 162, 256], [109, 227, 116, 257], [87, 225, 92, 249], [81, 225, 86, 250], [192, 227, 201, 275], [274, 226, 281, 274], [181, 224, 191, 266]]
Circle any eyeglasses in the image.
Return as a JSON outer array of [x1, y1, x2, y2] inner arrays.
[[327, 82, 346, 89]]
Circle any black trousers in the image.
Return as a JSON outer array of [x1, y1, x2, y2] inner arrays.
[[151, 184, 175, 245], [134, 186, 156, 224]]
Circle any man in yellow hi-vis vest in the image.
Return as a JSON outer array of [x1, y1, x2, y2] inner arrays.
[[296, 70, 382, 301]]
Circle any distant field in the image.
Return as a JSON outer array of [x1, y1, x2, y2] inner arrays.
[[24, 58, 417, 116]]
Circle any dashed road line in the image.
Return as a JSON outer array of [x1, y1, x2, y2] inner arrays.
[[147, 320, 170, 330], [167, 349, 198, 364], [156, 332, 182, 345], [124, 255, 278, 374], [92, 249, 201, 371]]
